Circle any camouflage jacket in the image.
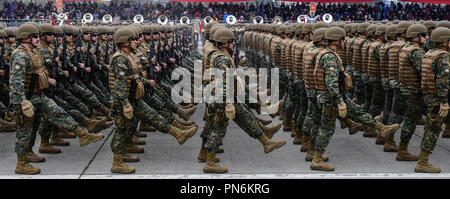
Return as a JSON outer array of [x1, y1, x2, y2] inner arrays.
[[316, 47, 344, 105], [110, 50, 151, 106]]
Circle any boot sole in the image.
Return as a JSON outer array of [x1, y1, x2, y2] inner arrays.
[[305, 157, 329, 162], [39, 150, 61, 154], [203, 169, 227, 173], [111, 169, 136, 174], [264, 141, 286, 153], [300, 147, 308, 152], [383, 149, 398, 152], [292, 140, 302, 145], [123, 159, 140, 163], [414, 168, 441, 173], [15, 170, 40, 175], [178, 127, 198, 145], [310, 166, 334, 171], [396, 157, 419, 161]]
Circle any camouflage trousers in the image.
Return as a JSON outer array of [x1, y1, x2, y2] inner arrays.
[[343, 95, 377, 128], [293, 80, 308, 133], [362, 73, 373, 112], [60, 86, 92, 118], [388, 86, 406, 125], [303, 89, 320, 141], [143, 92, 175, 124], [368, 77, 385, 117], [0, 100, 7, 119], [315, 101, 338, 153], [400, 92, 425, 143], [86, 81, 110, 107], [14, 93, 78, 155], [353, 71, 365, 104], [421, 97, 445, 152], [284, 74, 297, 124], [110, 99, 171, 154], [69, 82, 103, 109], [381, 78, 393, 125]]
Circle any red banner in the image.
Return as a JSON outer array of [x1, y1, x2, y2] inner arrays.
[[166, 0, 250, 2], [400, 0, 450, 4], [281, 0, 375, 2]]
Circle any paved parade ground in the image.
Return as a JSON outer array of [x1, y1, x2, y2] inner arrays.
[[1, 103, 450, 179]]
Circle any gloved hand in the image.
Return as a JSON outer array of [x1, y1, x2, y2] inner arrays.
[[21, 100, 34, 117], [225, 103, 235, 120], [123, 104, 133, 119], [338, 101, 347, 118], [439, 102, 449, 118]]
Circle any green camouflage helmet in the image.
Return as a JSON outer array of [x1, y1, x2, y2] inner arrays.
[[114, 28, 135, 44], [430, 27, 450, 43], [325, 27, 345, 41], [312, 28, 328, 42], [17, 23, 39, 39], [213, 28, 234, 43], [406, 24, 427, 38]]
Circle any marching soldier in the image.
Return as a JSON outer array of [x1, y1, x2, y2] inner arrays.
[[416, 27, 450, 173], [10, 24, 104, 174]]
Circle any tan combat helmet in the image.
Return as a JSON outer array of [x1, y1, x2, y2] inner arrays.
[[437, 20, 450, 29], [357, 23, 370, 34], [312, 27, 328, 42], [325, 26, 345, 41], [4, 27, 16, 37], [312, 22, 329, 32], [114, 28, 135, 44], [386, 24, 397, 37], [302, 23, 313, 34], [277, 24, 288, 35], [366, 24, 378, 37], [213, 28, 234, 43], [423, 21, 437, 30], [375, 25, 386, 36], [430, 27, 450, 43], [406, 24, 427, 38], [39, 23, 54, 35], [397, 21, 412, 34], [16, 23, 40, 39], [0, 30, 7, 38]]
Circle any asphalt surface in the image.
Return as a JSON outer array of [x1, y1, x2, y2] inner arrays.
[[1, 42, 450, 179], [1, 102, 450, 179]]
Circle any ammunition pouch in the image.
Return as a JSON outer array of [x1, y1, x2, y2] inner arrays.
[[340, 71, 353, 91], [13, 105, 33, 127], [213, 108, 228, 128]]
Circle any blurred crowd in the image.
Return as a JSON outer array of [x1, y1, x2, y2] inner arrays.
[[0, 0, 448, 23]]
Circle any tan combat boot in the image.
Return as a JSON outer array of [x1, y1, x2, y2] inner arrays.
[[58, 130, 76, 139], [26, 147, 45, 163], [259, 121, 281, 139], [81, 117, 111, 134], [125, 144, 144, 153], [177, 106, 197, 121], [305, 142, 329, 162], [300, 135, 309, 152], [363, 126, 378, 137], [73, 127, 105, 147], [139, 123, 155, 132], [172, 120, 196, 130], [122, 153, 140, 162], [374, 115, 382, 123], [203, 153, 227, 173], [111, 153, 136, 174], [339, 118, 348, 129], [258, 134, 286, 153], [168, 125, 198, 145], [383, 134, 398, 152], [293, 128, 303, 145], [135, 130, 147, 137], [442, 120, 450, 138], [375, 133, 385, 145], [15, 154, 40, 175], [396, 141, 419, 161], [50, 131, 70, 146], [39, 135, 61, 154], [175, 118, 196, 126], [218, 147, 224, 153], [344, 119, 364, 135], [375, 122, 400, 139], [415, 150, 441, 173], [132, 135, 146, 145], [258, 117, 272, 125], [310, 151, 334, 171], [0, 117, 16, 132]]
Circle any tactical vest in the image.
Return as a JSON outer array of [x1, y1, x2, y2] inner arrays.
[[314, 49, 344, 90], [109, 51, 144, 99], [12, 47, 48, 95], [303, 46, 324, 89], [293, 41, 309, 80], [398, 43, 422, 87], [280, 39, 288, 69], [264, 34, 273, 56], [421, 49, 448, 94], [291, 41, 301, 78], [361, 41, 371, 73], [345, 38, 355, 67], [379, 43, 390, 78], [388, 41, 407, 80], [271, 37, 282, 66], [285, 39, 296, 73], [352, 38, 367, 72], [367, 41, 382, 77]]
